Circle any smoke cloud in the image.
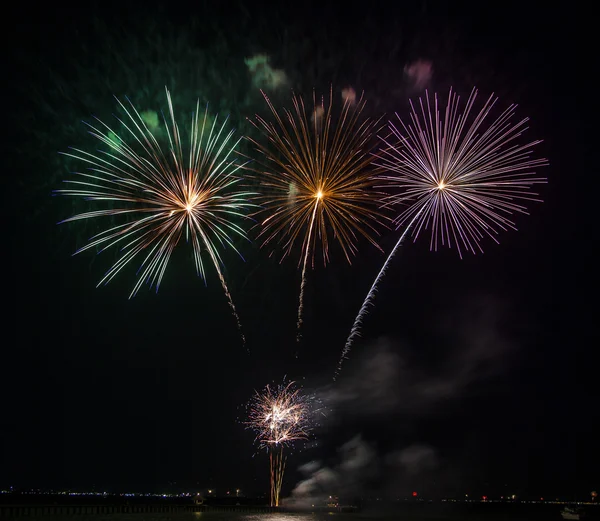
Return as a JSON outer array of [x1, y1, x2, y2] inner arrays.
[[324, 294, 514, 417], [286, 435, 378, 507], [287, 437, 443, 506], [287, 294, 515, 504], [404, 59, 433, 91]]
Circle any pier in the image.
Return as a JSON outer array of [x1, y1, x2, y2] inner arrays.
[[0, 503, 356, 517]]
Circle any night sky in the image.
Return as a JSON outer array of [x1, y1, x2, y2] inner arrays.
[[3, 0, 595, 502]]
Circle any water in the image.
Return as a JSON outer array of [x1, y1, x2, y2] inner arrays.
[[17, 503, 600, 521]]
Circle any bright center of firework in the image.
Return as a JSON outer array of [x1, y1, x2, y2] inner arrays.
[[438, 182, 446, 190], [181, 190, 204, 213], [316, 190, 324, 199]]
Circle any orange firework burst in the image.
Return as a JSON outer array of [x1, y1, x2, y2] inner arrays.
[[246, 88, 386, 340]]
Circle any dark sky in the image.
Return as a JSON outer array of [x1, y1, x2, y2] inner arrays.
[[3, 0, 595, 501]]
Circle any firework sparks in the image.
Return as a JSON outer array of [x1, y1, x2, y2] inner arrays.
[[57, 88, 254, 342], [246, 380, 312, 506], [247, 380, 311, 448], [335, 88, 547, 378], [247, 88, 386, 342]]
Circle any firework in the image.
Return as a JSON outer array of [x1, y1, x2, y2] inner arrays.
[[336, 88, 547, 378], [247, 88, 386, 342], [57, 88, 254, 341], [246, 380, 312, 506]]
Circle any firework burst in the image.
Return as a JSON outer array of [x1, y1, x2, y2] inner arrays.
[[246, 380, 312, 506], [247, 88, 386, 342], [57, 88, 254, 341], [336, 88, 548, 378]]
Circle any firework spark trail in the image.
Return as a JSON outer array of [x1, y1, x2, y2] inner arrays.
[[202, 238, 247, 349], [270, 446, 286, 507], [57, 88, 254, 345], [334, 208, 423, 380], [296, 198, 320, 345], [335, 87, 547, 377], [247, 88, 386, 350]]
